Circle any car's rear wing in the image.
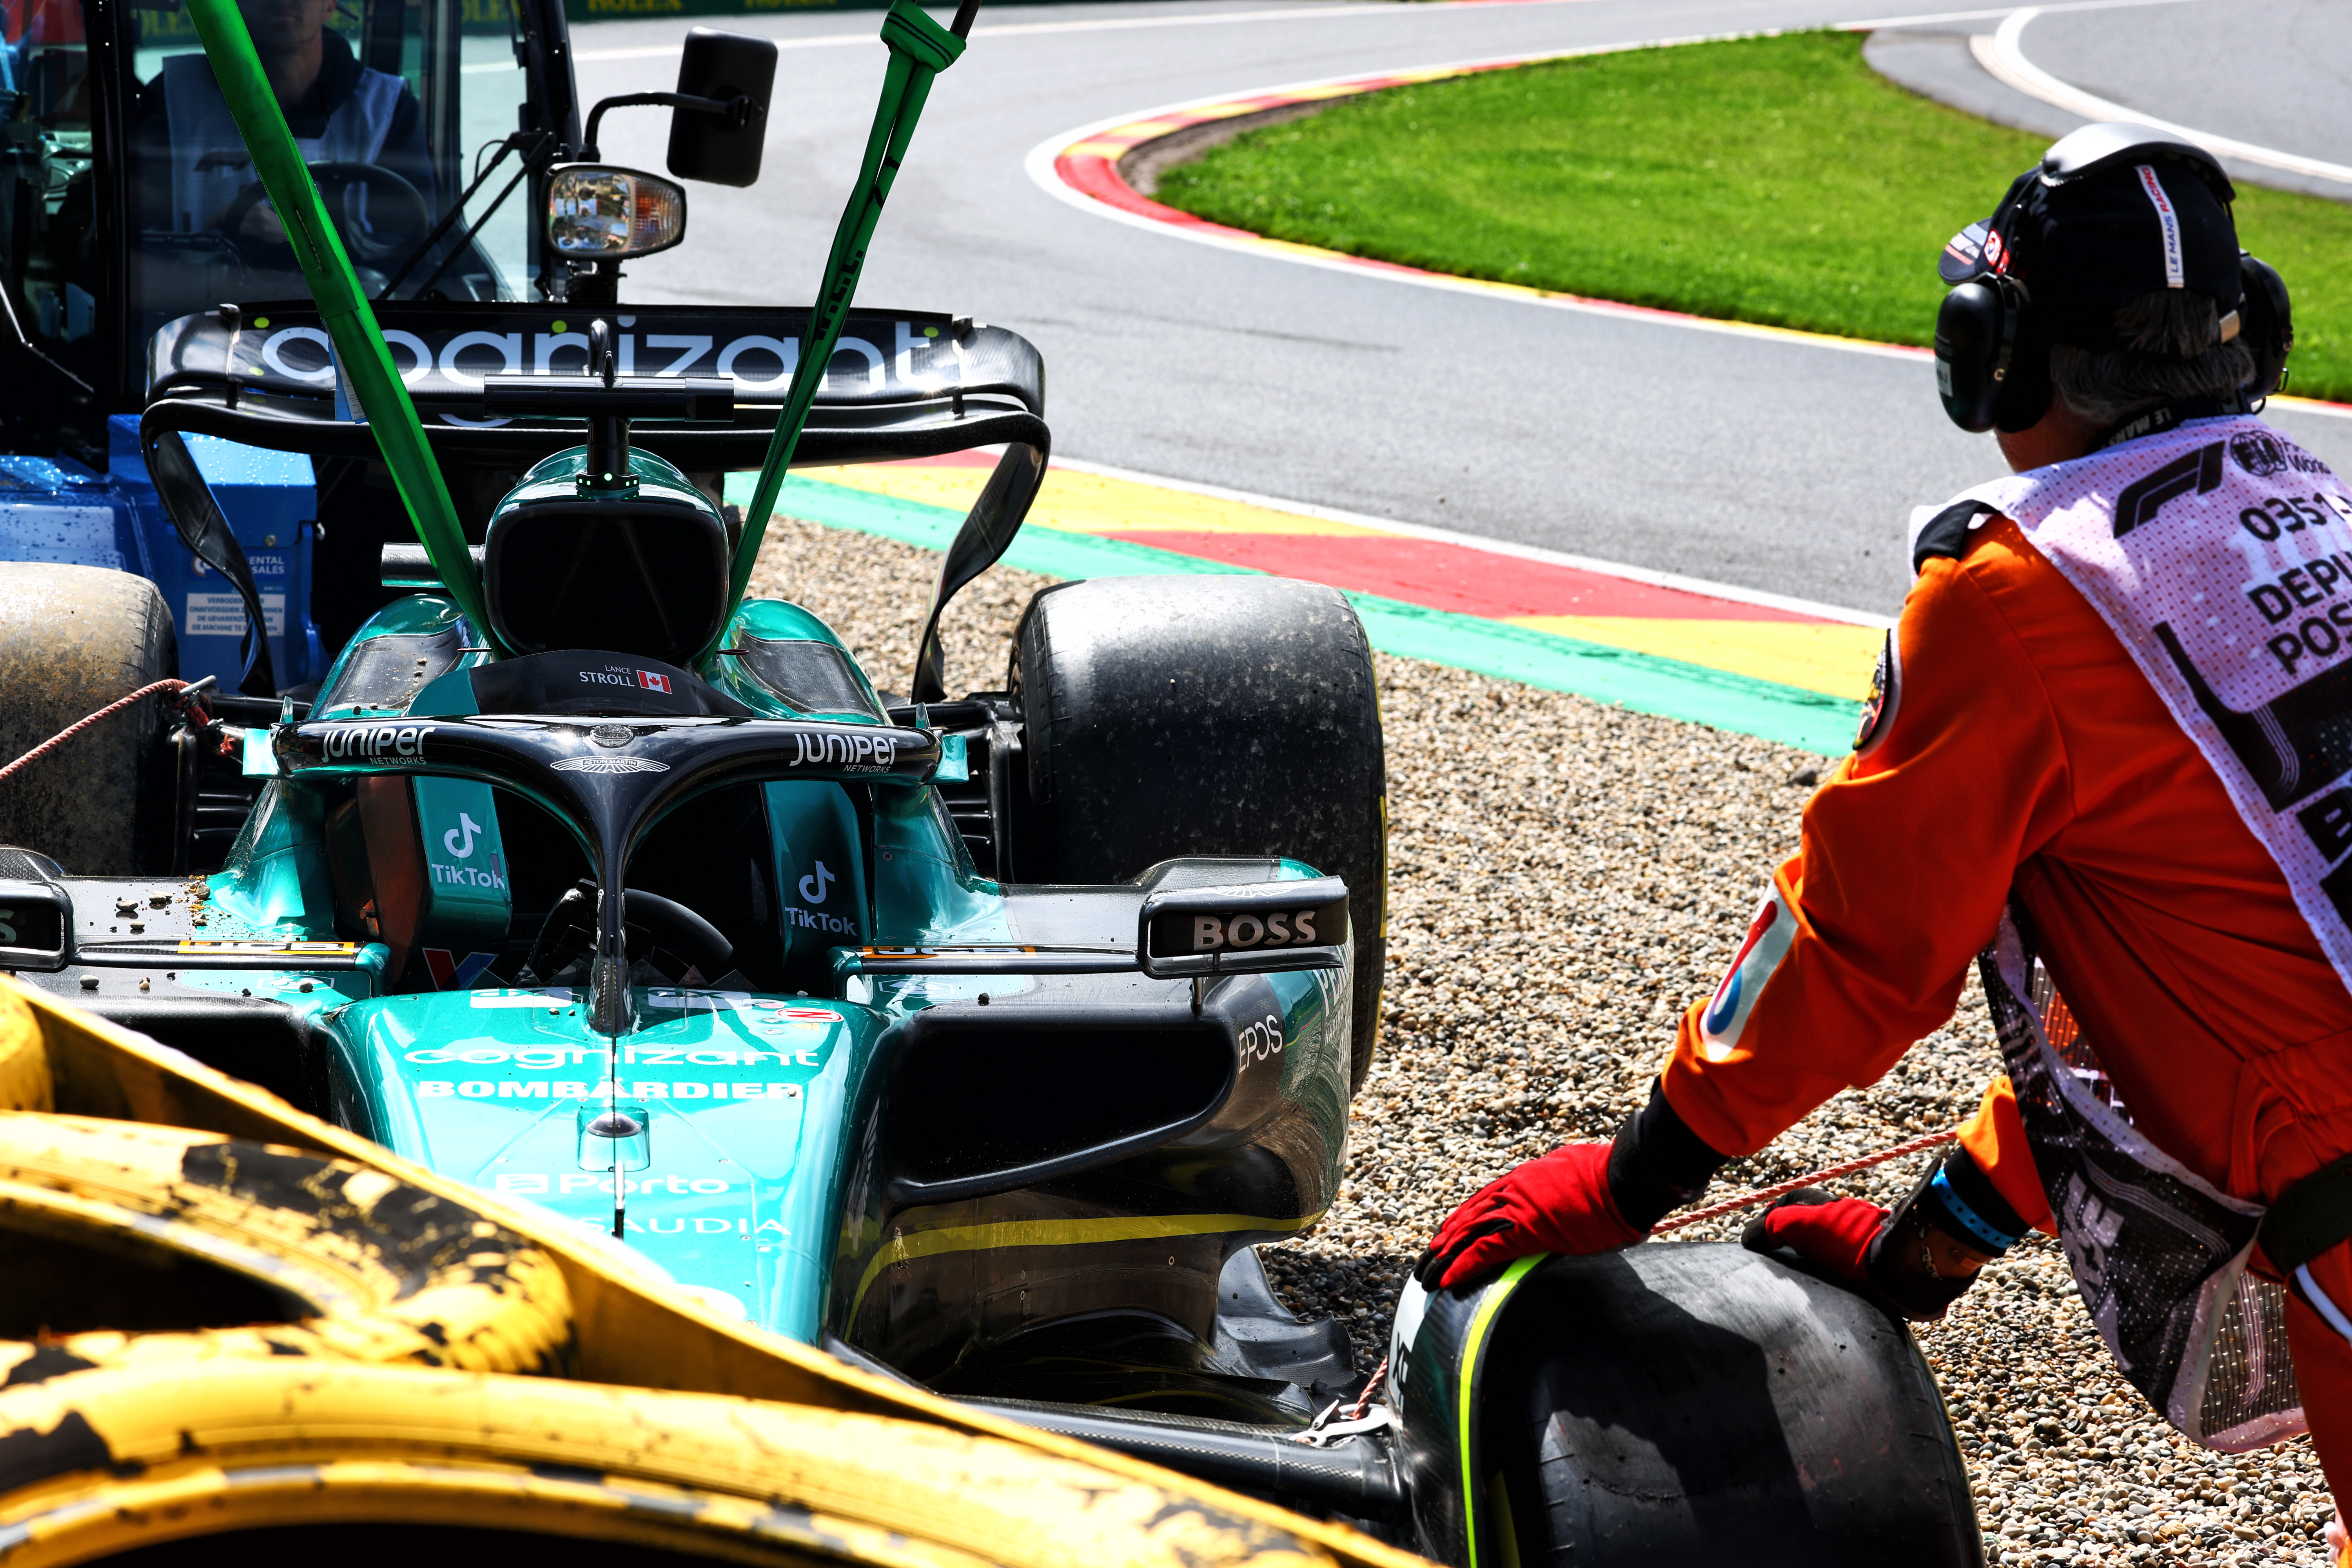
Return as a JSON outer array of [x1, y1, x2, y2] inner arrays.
[[143, 303, 1047, 473]]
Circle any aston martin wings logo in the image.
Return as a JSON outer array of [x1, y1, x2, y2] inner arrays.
[[552, 756, 671, 774]]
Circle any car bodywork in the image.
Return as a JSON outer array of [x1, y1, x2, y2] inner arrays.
[[0, 0, 1367, 1435], [3, 586, 1356, 1402]]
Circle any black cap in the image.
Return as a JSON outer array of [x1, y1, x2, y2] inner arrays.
[[1940, 123, 2241, 351]]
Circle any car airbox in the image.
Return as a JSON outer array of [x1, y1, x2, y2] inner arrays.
[[881, 1003, 1234, 1205]]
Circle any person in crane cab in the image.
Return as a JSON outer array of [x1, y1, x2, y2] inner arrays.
[[1417, 122, 2352, 1557], [134, 0, 434, 249]]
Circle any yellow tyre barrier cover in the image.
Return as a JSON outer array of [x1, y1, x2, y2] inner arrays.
[[0, 1360, 1336, 1568], [0, 986, 49, 1114], [0, 1112, 571, 1376]]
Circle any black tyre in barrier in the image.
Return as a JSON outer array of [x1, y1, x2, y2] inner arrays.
[[1482, 1245, 1982, 1567], [0, 563, 178, 874], [1009, 576, 1387, 1090]]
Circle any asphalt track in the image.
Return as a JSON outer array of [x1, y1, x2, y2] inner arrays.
[[585, 0, 2352, 623]]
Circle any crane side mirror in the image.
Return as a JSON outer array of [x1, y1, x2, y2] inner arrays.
[[546, 165, 688, 260], [667, 28, 777, 189]]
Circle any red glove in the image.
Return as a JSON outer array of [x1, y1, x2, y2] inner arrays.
[[1414, 1143, 1645, 1291], [1740, 1189, 1887, 1285]]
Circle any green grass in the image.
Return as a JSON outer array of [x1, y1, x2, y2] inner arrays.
[[1154, 31, 2352, 402]]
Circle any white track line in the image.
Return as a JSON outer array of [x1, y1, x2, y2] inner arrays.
[[1975, 7, 2352, 188], [578, 0, 1552, 60], [1049, 454, 1899, 626], [573, 0, 2189, 62]]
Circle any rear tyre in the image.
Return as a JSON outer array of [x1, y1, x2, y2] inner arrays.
[[0, 564, 178, 874], [1010, 576, 1387, 1091], [1485, 1245, 1983, 1567]]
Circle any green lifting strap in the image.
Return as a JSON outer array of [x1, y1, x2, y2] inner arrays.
[[181, 0, 491, 639], [712, 0, 966, 657]]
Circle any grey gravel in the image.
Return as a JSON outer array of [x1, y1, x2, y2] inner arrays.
[[755, 516, 2340, 1565]]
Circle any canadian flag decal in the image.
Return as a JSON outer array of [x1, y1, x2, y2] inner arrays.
[[637, 670, 672, 694]]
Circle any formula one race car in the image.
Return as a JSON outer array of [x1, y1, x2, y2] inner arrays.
[[0, 0, 1980, 1559]]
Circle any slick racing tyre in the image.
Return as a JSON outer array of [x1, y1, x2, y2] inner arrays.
[[0, 564, 177, 875], [0, 1360, 1337, 1568], [1010, 577, 1387, 1091], [1479, 1245, 1981, 1567], [0, 1111, 573, 1374]]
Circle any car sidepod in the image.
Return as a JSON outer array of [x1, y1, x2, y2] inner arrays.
[[830, 900, 1353, 1406]]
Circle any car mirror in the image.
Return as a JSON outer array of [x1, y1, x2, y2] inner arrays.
[[546, 165, 688, 261], [910, 441, 1046, 702], [668, 28, 777, 189], [143, 426, 278, 697]]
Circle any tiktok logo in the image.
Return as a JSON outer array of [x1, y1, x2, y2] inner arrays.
[[443, 812, 483, 860], [799, 861, 835, 904]]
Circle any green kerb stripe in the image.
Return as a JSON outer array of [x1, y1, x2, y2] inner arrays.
[[735, 475, 1855, 755]]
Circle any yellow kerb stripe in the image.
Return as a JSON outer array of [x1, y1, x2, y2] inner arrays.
[[795, 464, 1384, 536], [1505, 616, 1882, 700]]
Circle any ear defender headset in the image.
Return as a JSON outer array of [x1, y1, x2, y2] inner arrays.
[[1934, 123, 2295, 434]]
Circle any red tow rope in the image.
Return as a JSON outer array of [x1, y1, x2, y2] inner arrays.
[[1651, 1124, 1964, 1235], [0, 679, 210, 788]]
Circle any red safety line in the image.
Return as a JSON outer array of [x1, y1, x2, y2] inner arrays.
[[1651, 1124, 1962, 1234], [0, 680, 195, 788]]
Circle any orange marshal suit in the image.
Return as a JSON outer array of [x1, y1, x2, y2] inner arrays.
[[1659, 515, 2352, 1512]]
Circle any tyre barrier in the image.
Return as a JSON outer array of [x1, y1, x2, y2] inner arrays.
[[0, 1360, 1338, 1568], [0, 1112, 573, 1376]]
